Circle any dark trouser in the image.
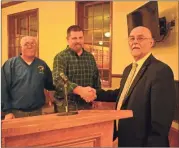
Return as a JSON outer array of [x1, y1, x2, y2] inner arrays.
[[12, 108, 42, 118], [54, 98, 92, 113]]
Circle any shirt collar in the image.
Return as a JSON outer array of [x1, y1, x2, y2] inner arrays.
[[133, 52, 152, 67], [66, 45, 86, 56]]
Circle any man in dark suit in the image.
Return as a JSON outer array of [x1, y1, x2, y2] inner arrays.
[[95, 26, 176, 147]]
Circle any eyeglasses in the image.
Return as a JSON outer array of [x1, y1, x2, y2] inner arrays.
[[128, 37, 151, 43], [23, 42, 36, 47]]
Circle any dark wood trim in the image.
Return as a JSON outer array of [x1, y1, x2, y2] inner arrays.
[[8, 8, 38, 17], [111, 76, 179, 80], [84, 1, 106, 6], [76, 1, 113, 88], [112, 74, 123, 78], [7, 8, 39, 58], [75, 2, 78, 25], [109, 1, 113, 87], [37, 8, 39, 58], [75, 2, 85, 29], [1, 1, 25, 9]]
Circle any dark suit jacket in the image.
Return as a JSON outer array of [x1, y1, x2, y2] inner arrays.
[[96, 54, 176, 147]]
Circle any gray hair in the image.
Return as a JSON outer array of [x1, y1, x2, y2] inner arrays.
[[20, 36, 37, 47]]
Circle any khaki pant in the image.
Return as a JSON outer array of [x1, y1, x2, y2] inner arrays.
[[12, 108, 42, 118]]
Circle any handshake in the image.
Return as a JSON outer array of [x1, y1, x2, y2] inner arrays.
[[73, 86, 97, 103]]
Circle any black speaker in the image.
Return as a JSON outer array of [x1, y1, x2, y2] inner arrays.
[[159, 17, 167, 36]]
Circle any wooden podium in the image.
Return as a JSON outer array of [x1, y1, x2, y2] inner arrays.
[[2, 110, 133, 147]]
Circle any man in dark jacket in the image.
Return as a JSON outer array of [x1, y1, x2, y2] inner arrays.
[[96, 26, 176, 147]]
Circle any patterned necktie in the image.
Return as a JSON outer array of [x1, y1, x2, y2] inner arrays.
[[116, 63, 138, 130]]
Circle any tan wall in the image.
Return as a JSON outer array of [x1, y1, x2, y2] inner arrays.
[[111, 77, 121, 89], [112, 1, 178, 80], [2, 1, 178, 80], [2, 1, 75, 68]]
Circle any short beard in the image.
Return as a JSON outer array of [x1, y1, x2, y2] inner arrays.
[[72, 44, 83, 52], [75, 47, 82, 53]]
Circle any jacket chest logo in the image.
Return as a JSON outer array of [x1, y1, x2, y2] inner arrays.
[[38, 65, 44, 74]]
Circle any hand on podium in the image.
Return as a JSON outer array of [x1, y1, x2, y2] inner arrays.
[[4, 113, 15, 120]]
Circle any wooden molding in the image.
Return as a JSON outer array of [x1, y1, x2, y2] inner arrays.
[[112, 74, 123, 78], [1, 1, 25, 8], [111, 74, 179, 81]]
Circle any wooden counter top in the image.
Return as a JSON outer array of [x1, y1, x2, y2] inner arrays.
[[2, 110, 133, 137]]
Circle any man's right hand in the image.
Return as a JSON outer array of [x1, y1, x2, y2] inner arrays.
[[82, 86, 97, 102], [4, 113, 15, 120]]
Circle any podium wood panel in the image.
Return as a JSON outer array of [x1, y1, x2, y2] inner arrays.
[[2, 110, 133, 147]]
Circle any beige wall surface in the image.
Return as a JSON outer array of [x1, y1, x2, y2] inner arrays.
[[2, 1, 75, 68], [2, 1, 178, 80], [112, 1, 178, 80]]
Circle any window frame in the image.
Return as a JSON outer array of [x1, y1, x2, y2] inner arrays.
[[75, 1, 113, 87], [7, 8, 39, 58]]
